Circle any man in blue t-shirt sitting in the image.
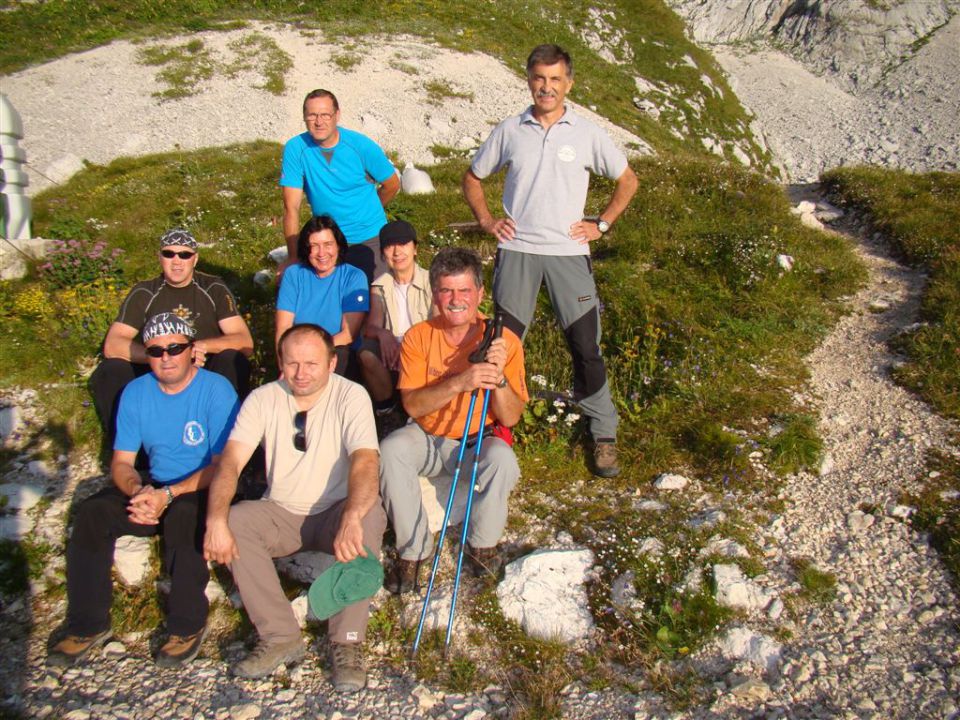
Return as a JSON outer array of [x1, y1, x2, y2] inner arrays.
[[279, 89, 400, 284], [48, 313, 240, 669]]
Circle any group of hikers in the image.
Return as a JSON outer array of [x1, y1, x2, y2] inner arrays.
[[46, 44, 639, 693]]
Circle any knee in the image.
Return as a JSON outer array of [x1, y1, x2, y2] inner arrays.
[[163, 495, 203, 540]]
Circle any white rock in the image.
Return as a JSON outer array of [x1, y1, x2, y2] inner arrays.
[[113, 535, 153, 586], [267, 246, 289, 264], [868, 299, 891, 313], [847, 510, 876, 532], [889, 504, 916, 519], [653, 473, 689, 490], [290, 593, 316, 629], [26, 460, 53, 479], [776, 254, 795, 272], [462, 710, 487, 720], [681, 567, 704, 593], [402, 586, 453, 632], [252, 269, 272, 288], [401, 164, 435, 195], [714, 564, 775, 612], [639, 537, 665, 556], [688, 509, 726, 529], [204, 577, 227, 605], [793, 200, 816, 215], [0, 405, 21, 440], [818, 453, 835, 476], [276, 551, 336, 585], [814, 203, 844, 222], [0, 482, 44, 511], [229, 704, 261, 720], [0, 513, 35, 541], [700, 536, 749, 558], [412, 683, 440, 711], [767, 598, 785, 620], [730, 677, 771, 702], [102, 640, 126, 656], [799, 212, 824, 230], [634, 499, 667, 511], [719, 626, 782, 675], [497, 548, 595, 643]]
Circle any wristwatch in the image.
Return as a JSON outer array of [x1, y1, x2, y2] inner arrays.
[[596, 219, 610, 234], [497, 377, 508, 389]]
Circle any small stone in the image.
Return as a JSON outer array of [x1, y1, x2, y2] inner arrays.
[[868, 299, 891, 313], [267, 246, 288, 265], [634, 499, 668, 512], [229, 704, 261, 720], [252, 269, 272, 288], [767, 598, 784, 620], [653, 473, 689, 490], [847, 510, 875, 532], [776, 254, 794, 271], [103, 641, 127, 656], [730, 678, 771, 702]]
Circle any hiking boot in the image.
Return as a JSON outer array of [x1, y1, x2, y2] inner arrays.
[[155, 626, 207, 668], [465, 544, 503, 579], [384, 558, 421, 595], [592, 441, 620, 478], [375, 406, 408, 440], [47, 629, 111, 667], [231, 638, 306, 679], [330, 642, 366, 693]]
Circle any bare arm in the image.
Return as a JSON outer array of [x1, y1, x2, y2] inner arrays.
[[203, 439, 257, 564], [333, 447, 380, 563], [333, 311, 366, 348], [569, 165, 640, 244], [194, 315, 255, 359], [281, 186, 305, 275], [378, 172, 400, 207], [103, 322, 148, 364], [462, 169, 515, 241], [275, 309, 295, 369], [111, 450, 145, 497]]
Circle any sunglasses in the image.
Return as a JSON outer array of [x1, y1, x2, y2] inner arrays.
[[145, 341, 193, 358], [160, 249, 196, 260], [293, 410, 308, 452]]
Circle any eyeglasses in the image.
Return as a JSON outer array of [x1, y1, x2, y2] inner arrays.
[[304, 112, 336, 122], [161, 249, 196, 260], [293, 410, 307, 452], [145, 341, 193, 358]]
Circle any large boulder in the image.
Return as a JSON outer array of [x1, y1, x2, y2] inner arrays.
[[497, 548, 595, 643]]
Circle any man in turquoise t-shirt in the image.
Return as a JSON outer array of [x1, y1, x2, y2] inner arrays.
[[280, 89, 400, 284]]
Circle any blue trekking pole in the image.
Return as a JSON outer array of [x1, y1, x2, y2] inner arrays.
[[412, 311, 504, 655]]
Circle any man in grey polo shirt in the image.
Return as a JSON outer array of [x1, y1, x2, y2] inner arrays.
[[462, 43, 638, 477]]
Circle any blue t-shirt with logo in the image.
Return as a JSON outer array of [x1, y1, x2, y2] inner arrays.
[[114, 368, 239, 485], [277, 262, 369, 346]]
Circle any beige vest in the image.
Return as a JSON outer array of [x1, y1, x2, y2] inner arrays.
[[371, 263, 432, 335]]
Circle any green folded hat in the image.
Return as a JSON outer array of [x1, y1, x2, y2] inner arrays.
[[308, 550, 384, 620]]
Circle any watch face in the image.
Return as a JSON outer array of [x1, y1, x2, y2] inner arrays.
[[598, 220, 610, 233]]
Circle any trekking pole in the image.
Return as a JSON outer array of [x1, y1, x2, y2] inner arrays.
[[412, 388, 478, 656], [446, 311, 504, 648], [411, 311, 504, 656]]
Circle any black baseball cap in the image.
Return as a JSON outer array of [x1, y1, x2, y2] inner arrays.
[[379, 220, 417, 252]]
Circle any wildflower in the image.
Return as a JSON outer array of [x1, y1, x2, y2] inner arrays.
[[547, 415, 558, 424], [565, 413, 580, 425], [530, 374, 548, 388]]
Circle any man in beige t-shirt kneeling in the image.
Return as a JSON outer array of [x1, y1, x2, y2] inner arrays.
[[203, 323, 384, 692]]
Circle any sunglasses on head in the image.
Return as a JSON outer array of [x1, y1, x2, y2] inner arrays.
[[293, 410, 308, 452], [145, 341, 193, 358], [161, 249, 196, 259]]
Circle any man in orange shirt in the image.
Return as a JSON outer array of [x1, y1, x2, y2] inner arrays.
[[379, 247, 528, 594]]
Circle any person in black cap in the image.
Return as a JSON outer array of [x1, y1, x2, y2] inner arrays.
[[89, 228, 254, 446], [358, 220, 433, 436]]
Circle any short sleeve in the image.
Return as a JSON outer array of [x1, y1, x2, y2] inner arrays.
[[357, 135, 397, 184], [114, 284, 150, 329], [205, 377, 240, 454], [340, 266, 370, 314], [339, 381, 378, 455], [470, 121, 509, 179], [209, 280, 241, 321], [113, 382, 143, 452], [276, 265, 301, 313], [588, 125, 629, 181], [279, 136, 306, 190], [397, 322, 429, 390], [228, 389, 268, 450]]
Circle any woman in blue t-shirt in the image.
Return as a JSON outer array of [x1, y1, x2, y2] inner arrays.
[[276, 215, 370, 375]]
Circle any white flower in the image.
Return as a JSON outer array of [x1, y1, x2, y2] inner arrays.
[[553, 398, 566, 409], [547, 415, 558, 424], [565, 413, 580, 425], [531, 374, 548, 388]]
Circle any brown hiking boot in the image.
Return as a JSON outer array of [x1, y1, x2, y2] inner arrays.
[[47, 629, 111, 667], [466, 544, 503, 578], [231, 638, 306, 678], [592, 441, 620, 478], [330, 642, 366, 693], [155, 627, 207, 668], [384, 558, 421, 595]]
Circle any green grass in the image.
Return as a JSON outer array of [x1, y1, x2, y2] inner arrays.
[[765, 413, 823, 475], [424, 79, 474, 104], [791, 557, 837, 603], [822, 167, 960, 419], [137, 38, 217, 100]]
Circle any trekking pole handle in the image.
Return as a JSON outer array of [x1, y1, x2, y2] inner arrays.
[[468, 309, 505, 364]]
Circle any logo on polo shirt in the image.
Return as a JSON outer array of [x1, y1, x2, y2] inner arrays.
[[183, 421, 206, 446], [357, 294, 364, 302], [558, 145, 577, 162]]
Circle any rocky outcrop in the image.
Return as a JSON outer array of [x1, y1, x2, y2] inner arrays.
[[668, 0, 960, 94]]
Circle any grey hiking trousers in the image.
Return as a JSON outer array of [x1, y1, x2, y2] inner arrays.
[[379, 422, 520, 561], [493, 249, 618, 441]]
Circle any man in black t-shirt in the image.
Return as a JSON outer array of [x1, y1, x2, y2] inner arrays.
[[89, 229, 254, 443]]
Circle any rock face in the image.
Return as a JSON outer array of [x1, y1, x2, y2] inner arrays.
[[497, 548, 595, 643], [668, 0, 959, 94]]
